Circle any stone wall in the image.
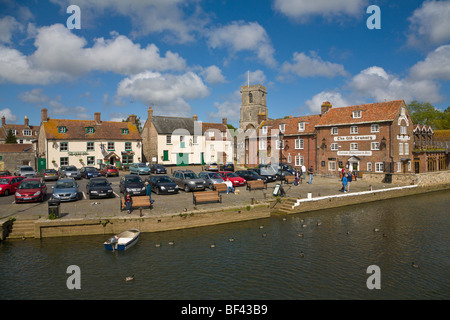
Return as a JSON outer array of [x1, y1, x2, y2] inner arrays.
[[362, 170, 450, 186]]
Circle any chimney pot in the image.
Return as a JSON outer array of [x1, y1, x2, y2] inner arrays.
[[321, 101, 332, 115], [94, 112, 101, 124], [41, 108, 48, 123], [193, 114, 198, 121], [1, 115, 5, 126]]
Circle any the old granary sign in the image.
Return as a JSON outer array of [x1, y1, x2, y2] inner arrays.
[[334, 135, 376, 142]]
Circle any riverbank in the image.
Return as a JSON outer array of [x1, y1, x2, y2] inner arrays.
[[1, 173, 449, 239]]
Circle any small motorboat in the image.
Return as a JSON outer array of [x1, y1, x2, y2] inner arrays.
[[104, 229, 140, 251]]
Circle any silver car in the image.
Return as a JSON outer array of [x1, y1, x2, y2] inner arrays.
[[51, 178, 81, 201], [198, 171, 224, 189], [16, 165, 36, 178], [172, 170, 206, 192], [59, 165, 81, 179]]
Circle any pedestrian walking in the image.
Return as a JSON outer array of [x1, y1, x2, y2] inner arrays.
[[346, 172, 353, 192], [125, 192, 132, 214], [341, 174, 348, 192], [145, 181, 155, 207], [301, 164, 306, 180], [307, 166, 314, 184], [294, 170, 299, 186]]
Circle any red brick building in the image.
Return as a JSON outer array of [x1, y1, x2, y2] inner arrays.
[[315, 100, 414, 175]]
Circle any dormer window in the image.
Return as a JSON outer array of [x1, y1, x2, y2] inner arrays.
[[23, 130, 32, 136], [58, 126, 67, 133], [86, 127, 95, 134], [298, 122, 305, 131], [121, 128, 129, 135], [352, 110, 362, 118], [279, 124, 286, 133]]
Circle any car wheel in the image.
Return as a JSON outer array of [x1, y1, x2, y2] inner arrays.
[[184, 185, 190, 192], [4, 189, 9, 196], [156, 188, 160, 195]]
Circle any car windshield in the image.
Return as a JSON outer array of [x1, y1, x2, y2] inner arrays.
[[19, 181, 41, 189], [246, 171, 258, 176], [260, 168, 276, 175], [209, 163, 217, 166], [85, 167, 96, 171], [227, 172, 239, 177], [65, 166, 77, 171], [126, 176, 142, 183], [184, 172, 198, 179], [156, 177, 173, 183], [55, 181, 76, 188], [138, 164, 147, 167], [210, 173, 221, 179], [20, 167, 34, 171], [45, 169, 57, 173], [0, 178, 11, 184], [107, 166, 116, 169], [91, 180, 109, 186]]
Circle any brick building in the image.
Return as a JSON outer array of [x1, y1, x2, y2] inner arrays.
[[315, 100, 414, 175]]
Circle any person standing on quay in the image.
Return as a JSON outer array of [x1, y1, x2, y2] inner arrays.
[[307, 166, 314, 184], [125, 192, 132, 214], [301, 164, 306, 181], [341, 174, 348, 193], [346, 172, 353, 192], [145, 181, 154, 207]]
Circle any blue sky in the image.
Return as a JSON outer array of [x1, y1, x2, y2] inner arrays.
[[1, 0, 449, 128]]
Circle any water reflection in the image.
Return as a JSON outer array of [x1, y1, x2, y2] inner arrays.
[[1, 190, 449, 299]]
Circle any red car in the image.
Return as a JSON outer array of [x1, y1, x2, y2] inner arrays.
[[15, 178, 47, 203], [0, 176, 25, 196], [218, 171, 246, 187], [100, 165, 119, 177]]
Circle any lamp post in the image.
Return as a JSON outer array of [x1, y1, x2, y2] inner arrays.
[[279, 132, 284, 182]]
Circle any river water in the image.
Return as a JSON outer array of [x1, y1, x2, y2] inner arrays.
[[1, 190, 449, 300]]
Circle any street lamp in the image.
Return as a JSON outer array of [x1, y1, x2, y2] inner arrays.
[[279, 132, 284, 183]]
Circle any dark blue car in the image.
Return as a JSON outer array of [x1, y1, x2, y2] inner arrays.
[[80, 166, 102, 179]]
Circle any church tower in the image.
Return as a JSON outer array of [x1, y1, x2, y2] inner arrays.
[[239, 84, 268, 131]]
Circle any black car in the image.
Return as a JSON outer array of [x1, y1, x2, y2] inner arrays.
[[220, 162, 234, 171], [248, 168, 277, 183], [235, 170, 267, 183], [150, 164, 167, 174], [80, 166, 102, 179], [86, 178, 114, 199], [119, 174, 146, 195], [147, 175, 179, 195]]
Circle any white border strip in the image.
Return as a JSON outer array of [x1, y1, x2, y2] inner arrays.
[[292, 185, 419, 209]]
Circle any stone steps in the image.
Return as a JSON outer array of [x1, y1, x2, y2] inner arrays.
[[277, 199, 298, 213], [8, 220, 36, 239]]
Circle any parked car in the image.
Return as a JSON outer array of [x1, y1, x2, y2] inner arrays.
[[147, 175, 179, 195], [37, 169, 59, 181], [172, 170, 206, 192], [217, 171, 246, 187], [219, 162, 234, 172], [235, 170, 268, 183], [150, 164, 167, 174], [0, 170, 12, 176], [248, 168, 277, 183], [59, 165, 82, 179], [86, 178, 114, 199], [15, 165, 36, 178], [129, 163, 150, 175], [119, 174, 146, 195], [198, 171, 225, 189], [51, 178, 81, 202], [15, 178, 47, 203], [80, 166, 102, 179], [0, 176, 25, 196], [99, 164, 119, 177], [203, 162, 219, 171]]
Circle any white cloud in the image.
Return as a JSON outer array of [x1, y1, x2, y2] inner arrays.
[[18, 88, 49, 103], [209, 90, 241, 123], [244, 70, 267, 85], [200, 65, 226, 84], [273, 0, 368, 22], [0, 108, 18, 123], [207, 21, 277, 67], [117, 71, 209, 116], [407, 0, 450, 48], [349, 66, 443, 103], [280, 51, 349, 78], [49, 0, 209, 43], [0, 24, 187, 84], [410, 45, 450, 80], [305, 90, 351, 114], [0, 16, 22, 44]]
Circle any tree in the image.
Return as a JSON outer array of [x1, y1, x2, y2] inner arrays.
[[407, 101, 449, 129], [123, 116, 142, 133], [5, 129, 17, 144]]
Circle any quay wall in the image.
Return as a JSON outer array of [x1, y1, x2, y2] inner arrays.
[[274, 183, 450, 215], [33, 205, 271, 239], [363, 170, 450, 186]]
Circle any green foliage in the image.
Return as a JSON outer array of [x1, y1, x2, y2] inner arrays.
[[5, 129, 17, 144], [408, 101, 450, 129]]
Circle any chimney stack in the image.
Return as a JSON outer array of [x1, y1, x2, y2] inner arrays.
[[222, 118, 227, 126], [148, 107, 153, 121], [257, 111, 267, 124], [94, 112, 101, 124], [193, 114, 198, 121], [1, 115, 5, 126], [129, 114, 136, 125], [24, 116, 29, 127], [321, 101, 332, 115], [41, 108, 48, 123]]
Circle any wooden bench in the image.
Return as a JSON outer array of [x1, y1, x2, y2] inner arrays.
[[284, 175, 296, 184], [246, 180, 267, 191], [193, 191, 222, 205], [120, 196, 153, 211], [212, 183, 227, 193]]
